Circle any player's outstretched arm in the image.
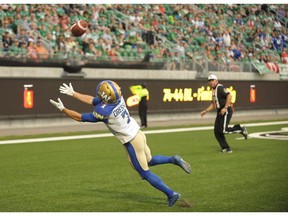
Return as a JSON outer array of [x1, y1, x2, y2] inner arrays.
[[50, 98, 82, 122], [72, 92, 94, 105], [59, 83, 94, 105]]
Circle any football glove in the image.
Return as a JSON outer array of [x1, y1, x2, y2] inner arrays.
[[59, 83, 75, 96], [50, 98, 65, 111]]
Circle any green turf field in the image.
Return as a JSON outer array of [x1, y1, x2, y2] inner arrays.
[[0, 123, 287, 212]]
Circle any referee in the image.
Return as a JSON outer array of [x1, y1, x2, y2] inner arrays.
[[138, 83, 149, 128], [200, 74, 248, 153]]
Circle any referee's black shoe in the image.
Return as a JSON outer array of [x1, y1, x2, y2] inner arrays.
[[241, 126, 248, 140], [220, 148, 233, 153]]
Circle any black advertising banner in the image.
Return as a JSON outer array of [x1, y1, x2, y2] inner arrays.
[[0, 78, 287, 118]]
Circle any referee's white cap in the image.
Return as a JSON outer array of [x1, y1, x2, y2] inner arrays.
[[208, 74, 218, 81]]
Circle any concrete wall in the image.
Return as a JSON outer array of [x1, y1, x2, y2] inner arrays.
[[0, 66, 280, 80], [1, 108, 287, 131]]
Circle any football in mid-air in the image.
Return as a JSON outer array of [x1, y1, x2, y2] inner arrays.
[[70, 20, 88, 37]]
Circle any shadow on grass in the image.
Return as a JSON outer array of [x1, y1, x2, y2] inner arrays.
[[87, 188, 193, 209], [89, 188, 163, 205]]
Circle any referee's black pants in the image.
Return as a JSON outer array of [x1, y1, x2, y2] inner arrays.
[[214, 107, 242, 150], [139, 105, 147, 127]]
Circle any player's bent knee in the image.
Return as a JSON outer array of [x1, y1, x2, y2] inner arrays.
[[125, 142, 150, 179]]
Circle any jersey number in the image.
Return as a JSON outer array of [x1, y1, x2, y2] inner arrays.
[[121, 109, 131, 124]]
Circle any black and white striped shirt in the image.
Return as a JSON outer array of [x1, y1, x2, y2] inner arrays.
[[212, 83, 230, 110]]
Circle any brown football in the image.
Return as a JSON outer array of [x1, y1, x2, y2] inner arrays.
[[70, 20, 88, 37]]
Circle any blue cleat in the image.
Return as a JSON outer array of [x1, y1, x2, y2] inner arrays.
[[167, 192, 181, 206], [172, 155, 192, 174]]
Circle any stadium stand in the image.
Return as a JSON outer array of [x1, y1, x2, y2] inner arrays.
[[0, 4, 287, 73]]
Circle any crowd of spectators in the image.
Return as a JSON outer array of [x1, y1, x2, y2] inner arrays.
[[0, 4, 287, 71]]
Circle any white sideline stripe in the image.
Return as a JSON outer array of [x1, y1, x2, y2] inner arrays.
[[0, 133, 113, 145], [0, 121, 287, 145]]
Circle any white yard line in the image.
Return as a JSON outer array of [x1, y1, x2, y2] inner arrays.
[[0, 121, 287, 145]]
